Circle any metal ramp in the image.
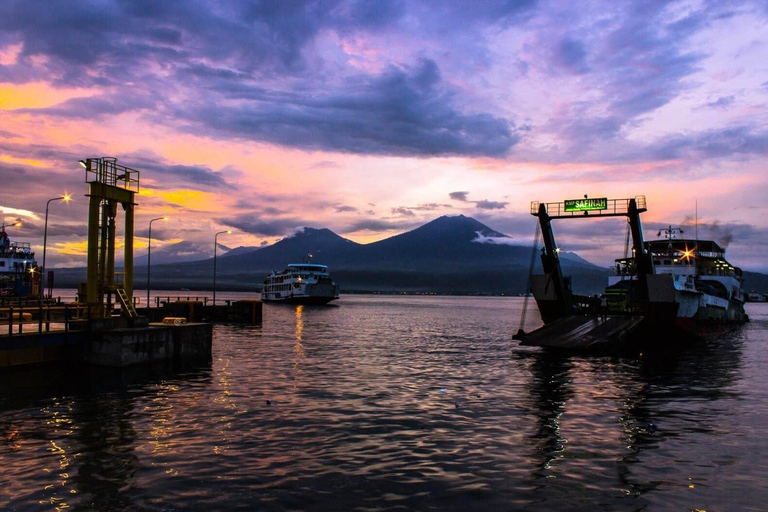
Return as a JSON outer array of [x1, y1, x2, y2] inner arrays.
[[115, 288, 139, 318], [517, 315, 645, 350]]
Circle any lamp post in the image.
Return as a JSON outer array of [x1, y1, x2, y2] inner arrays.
[[213, 230, 231, 306], [2, 217, 22, 230], [146, 216, 168, 308], [41, 194, 71, 300]]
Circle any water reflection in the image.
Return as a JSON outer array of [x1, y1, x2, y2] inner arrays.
[[294, 305, 305, 357], [69, 393, 139, 511], [517, 334, 745, 506], [0, 297, 759, 511], [526, 353, 575, 477], [0, 361, 212, 511]]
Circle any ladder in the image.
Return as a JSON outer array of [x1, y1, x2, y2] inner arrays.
[[115, 288, 138, 318]]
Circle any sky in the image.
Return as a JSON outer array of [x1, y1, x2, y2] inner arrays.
[[1, 0, 767, 271]]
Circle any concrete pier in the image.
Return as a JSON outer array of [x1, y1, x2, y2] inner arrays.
[[86, 323, 212, 367], [0, 330, 87, 367], [1, 299, 260, 368], [137, 299, 263, 324]]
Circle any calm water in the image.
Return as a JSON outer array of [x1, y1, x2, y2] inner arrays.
[[2, 296, 768, 511]]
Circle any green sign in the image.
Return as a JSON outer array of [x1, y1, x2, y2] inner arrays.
[[564, 197, 608, 212]]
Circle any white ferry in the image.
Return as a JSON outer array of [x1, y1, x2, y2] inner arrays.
[[0, 222, 38, 297], [607, 231, 748, 335], [261, 263, 340, 304]]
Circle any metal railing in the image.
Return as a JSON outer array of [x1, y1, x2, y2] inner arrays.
[[531, 196, 647, 219], [83, 156, 140, 192], [151, 295, 209, 306], [0, 304, 93, 338]]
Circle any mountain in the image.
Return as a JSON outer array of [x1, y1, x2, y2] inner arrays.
[[743, 271, 768, 294], [53, 215, 612, 295], [219, 227, 363, 270], [134, 240, 212, 266], [133, 242, 262, 267], [358, 215, 526, 271], [220, 245, 262, 258]]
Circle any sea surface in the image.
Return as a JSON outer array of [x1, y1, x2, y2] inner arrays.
[[2, 294, 768, 511]]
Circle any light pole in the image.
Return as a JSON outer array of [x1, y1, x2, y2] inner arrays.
[[41, 194, 71, 300], [2, 217, 22, 230], [213, 230, 231, 306], [146, 216, 168, 308]]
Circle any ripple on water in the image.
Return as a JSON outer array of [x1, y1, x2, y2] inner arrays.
[[2, 297, 768, 511]]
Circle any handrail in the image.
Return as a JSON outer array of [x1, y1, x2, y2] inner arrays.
[[153, 296, 210, 307], [531, 196, 647, 219], [0, 304, 92, 338], [82, 156, 140, 192]]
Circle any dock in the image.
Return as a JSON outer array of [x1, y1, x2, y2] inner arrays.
[[1, 157, 267, 369], [0, 299, 262, 368]]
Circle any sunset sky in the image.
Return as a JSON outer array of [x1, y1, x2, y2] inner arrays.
[[1, 0, 767, 271]]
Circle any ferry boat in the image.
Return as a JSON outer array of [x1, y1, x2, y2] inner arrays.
[[606, 228, 748, 336], [261, 263, 340, 304], [518, 196, 749, 349], [0, 222, 39, 297]]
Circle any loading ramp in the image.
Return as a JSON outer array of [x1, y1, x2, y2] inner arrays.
[[516, 314, 645, 350]]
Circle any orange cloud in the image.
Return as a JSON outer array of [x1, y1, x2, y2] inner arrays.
[[0, 82, 95, 110], [140, 189, 221, 211]]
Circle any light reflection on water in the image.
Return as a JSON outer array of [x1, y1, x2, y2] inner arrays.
[[1, 296, 767, 511]]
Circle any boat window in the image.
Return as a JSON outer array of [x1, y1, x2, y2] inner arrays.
[[663, 260, 671, 265]]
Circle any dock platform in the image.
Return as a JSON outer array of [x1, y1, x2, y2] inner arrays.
[[1, 299, 262, 368]]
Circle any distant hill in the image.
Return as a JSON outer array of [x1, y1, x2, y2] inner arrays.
[[220, 245, 262, 258], [743, 271, 768, 294], [50, 215, 623, 295], [133, 242, 261, 266]]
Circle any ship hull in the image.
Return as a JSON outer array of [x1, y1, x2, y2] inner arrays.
[[262, 295, 338, 305]]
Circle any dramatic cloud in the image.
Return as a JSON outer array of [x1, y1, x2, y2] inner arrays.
[[391, 207, 416, 217], [175, 59, 519, 157], [136, 161, 234, 190], [449, 192, 508, 211], [475, 200, 509, 210], [224, 214, 309, 237], [2, 0, 768, 270]]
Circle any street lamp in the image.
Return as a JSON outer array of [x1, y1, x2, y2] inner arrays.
[[213, 230, 231, 306], [41, 194, 71, 300], [146, 216, 168, 308], [2, 217, 22, 229]]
